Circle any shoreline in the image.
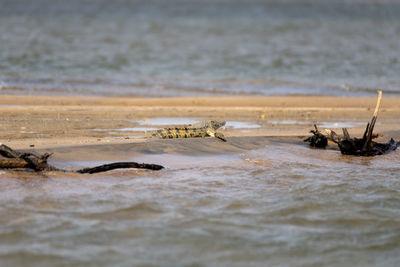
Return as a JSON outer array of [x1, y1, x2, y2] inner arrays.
[[2, 94, 400, 107], [1, 94, 399, 151]]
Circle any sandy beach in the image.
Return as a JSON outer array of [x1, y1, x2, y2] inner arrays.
[[1, 94, 399, 150]]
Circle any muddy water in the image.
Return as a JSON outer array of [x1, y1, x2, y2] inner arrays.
[[1, 139, 400, 266]]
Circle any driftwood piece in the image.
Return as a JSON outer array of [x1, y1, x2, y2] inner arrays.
[[0, 158, 32, 169], [304, 124, 328, 148], [77, 162, 164, 174], [305, 91, 400, 156], [0, 144, 164, 173], [0, 144, 59, 171]]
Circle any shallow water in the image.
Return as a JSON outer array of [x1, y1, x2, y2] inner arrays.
[[1, 0, 400, 96], [135, 117, 199, 126], [1, 141, 400, 266], [134, 117, 261, 130]]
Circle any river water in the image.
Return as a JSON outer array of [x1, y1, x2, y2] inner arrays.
[[1, 0, 400, 96], [0, 139, 400, 266], [1, 1, 400, 265]]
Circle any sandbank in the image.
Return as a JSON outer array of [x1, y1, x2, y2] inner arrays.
[[0, 94, 399, 163]]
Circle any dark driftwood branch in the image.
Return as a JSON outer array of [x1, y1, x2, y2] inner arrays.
[[334, 90, 399, 156], [0, 158, 31, 169], [305, 91, 400, 156], [0, 144, 60, 171], [0, 144, 164, 173], [303, 124, 328, 148], [0, 143, 23, 158], [77, 162, 164, 174]]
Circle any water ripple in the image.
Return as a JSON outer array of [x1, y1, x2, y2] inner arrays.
[[1, 144, 400, 265]]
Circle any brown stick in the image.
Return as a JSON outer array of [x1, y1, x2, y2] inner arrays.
[[0, 144, 22, 158], [342, 128, 351, 140], [77, 162, 164, 174], [362, 90, 382, 152]]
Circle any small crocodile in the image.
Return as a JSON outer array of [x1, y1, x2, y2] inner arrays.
[[150, 120, 227, 142]]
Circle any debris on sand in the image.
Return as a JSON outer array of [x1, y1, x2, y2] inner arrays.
[[0, 144, 164, 173], [304, 124, 328, 148], [305, 90, 400, 156]]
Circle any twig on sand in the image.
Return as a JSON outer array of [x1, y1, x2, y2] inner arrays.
[[305, 90, 400, 156], [0, 144, 164, 173]]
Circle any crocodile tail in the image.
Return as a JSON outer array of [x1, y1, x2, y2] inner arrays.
[[152, 129, 169, 139], [153, 128, 194, 139]]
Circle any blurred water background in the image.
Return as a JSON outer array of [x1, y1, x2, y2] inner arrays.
[[1, 0, 400, 96]]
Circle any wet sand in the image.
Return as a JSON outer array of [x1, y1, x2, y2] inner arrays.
[[0, 94, 399, 163]]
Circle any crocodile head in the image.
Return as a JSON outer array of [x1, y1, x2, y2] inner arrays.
[[205, 120, 226, 130]]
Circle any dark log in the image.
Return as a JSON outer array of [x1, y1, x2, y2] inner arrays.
[[304, 124, 328, 148], [337, 128, 399, 156], [77, 162, 164, 174], [0, 144, 164, 173], [0, 144, 59, 171]]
